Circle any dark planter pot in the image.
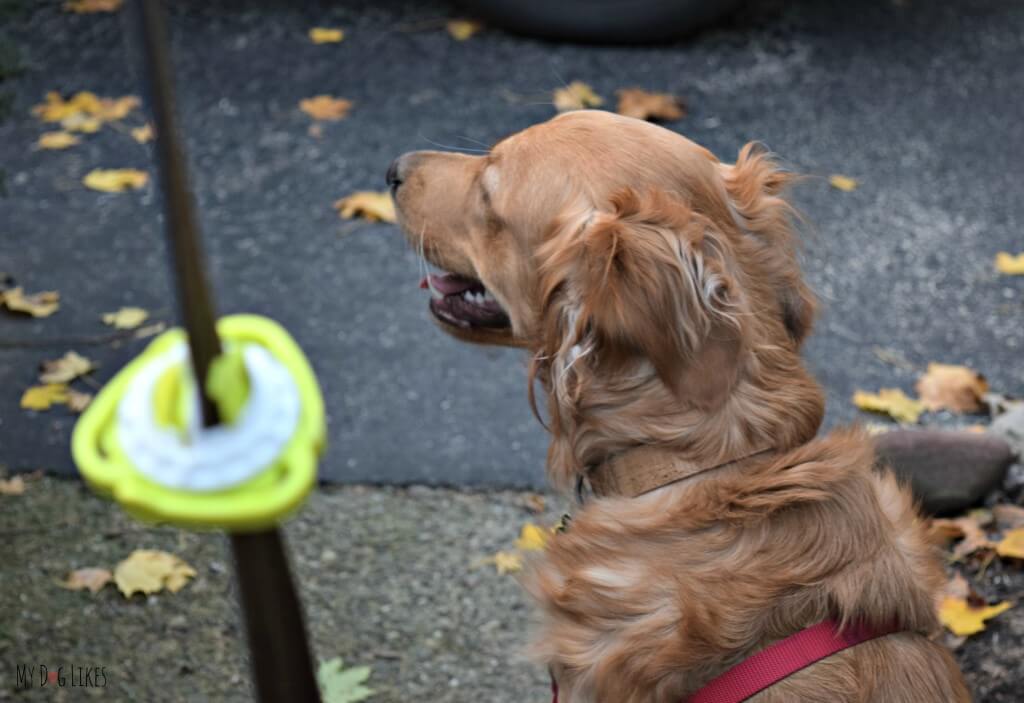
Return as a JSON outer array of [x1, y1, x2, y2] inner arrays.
[[458, 0, 743, 44]]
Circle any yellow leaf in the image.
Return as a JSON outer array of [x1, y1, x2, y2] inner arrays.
[[615, 88, 686, 122], [102, 306, 149, 329], [32, 92, 81, 122], [0, 476, 26, 496], [515, 523, 549, 552], [996, 527, 1024, 559], [446, 19, 482, 41], [333, 191, 396, 223], [83, 169, 148, 193], [995, 252, 1024, 275], [21, 384, 70, 411], [309, 27, 344, 44], [553, 81, 604, 112], [94, 95, 140, 121], [37, 131, 81, 149], [59, 568, 112, 593], [1, 287, 60, 317], [488, 551, 522, 575], [938, 596, 1012, 636], [66, 389, 94, 414], [299, 95, 353, 121], [852, 388, 924, 424], [829, 175, 858, 192], [39, 351, 94, 384], [131, 124, 154, 143], [114, 549, 196, 597], [915, 363, 988, 414], [63, 0, 122, 12], [60, 113, 102, 133]]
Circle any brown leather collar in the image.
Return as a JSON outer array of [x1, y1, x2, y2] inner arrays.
[[586, 443, 775, 498]]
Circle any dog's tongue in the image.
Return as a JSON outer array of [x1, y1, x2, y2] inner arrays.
[[419, 273, 479, 296]]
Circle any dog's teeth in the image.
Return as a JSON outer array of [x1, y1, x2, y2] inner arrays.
[[473, 292, 484, 304], [483, 291, 494, 302]]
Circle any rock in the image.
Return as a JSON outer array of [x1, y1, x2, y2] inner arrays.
[[874, 429, 1015, 515], [990, 403, 1024, 458]]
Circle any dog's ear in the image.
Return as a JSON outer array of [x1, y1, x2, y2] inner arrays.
[[720, 143, 816, 345], [536, 188, 743, 401]]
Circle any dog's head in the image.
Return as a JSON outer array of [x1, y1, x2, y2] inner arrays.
[[391, 111, 821, 484]]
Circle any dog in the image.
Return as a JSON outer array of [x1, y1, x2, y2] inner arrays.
[[389, 110, 970, 702]]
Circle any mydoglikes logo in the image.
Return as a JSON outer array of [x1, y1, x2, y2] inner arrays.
[[15, 664, 107, 690]]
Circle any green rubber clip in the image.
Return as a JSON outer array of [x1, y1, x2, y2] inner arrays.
[[71, 314, 325, 531]]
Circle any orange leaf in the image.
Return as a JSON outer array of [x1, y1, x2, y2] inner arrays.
[[299, 95, 353, 121], [615, 88, 686, 122], [915, 363, 988, 413]]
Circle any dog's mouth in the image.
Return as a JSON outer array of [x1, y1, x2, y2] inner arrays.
[[419, 272, 512, 330]]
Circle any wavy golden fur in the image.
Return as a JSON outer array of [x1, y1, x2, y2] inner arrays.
[[390, 110, 969, 701]]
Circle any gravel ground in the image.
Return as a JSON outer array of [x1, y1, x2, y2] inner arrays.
[[2, 476, 1022, 702]]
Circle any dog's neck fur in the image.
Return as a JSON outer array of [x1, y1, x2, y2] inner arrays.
[[542, 341, 826, 493]]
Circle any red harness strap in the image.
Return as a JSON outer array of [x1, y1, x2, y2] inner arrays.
[[551, 620, 898, 703]]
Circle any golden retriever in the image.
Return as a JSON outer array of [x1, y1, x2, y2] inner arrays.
[[388, 110, 969, 702]]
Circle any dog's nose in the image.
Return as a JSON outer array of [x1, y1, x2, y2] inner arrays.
[[385, 157, 403, 191]]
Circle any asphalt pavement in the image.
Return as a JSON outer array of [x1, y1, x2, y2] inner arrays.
[[1, 0, 1022, 487]]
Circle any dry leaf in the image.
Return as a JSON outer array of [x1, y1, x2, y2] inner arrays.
[[514, 523, 549, 552], [37, 131, 80, 149], [83, 169, 148, 192], [524, 493, 546, 514], [615, 88, 686, 122], [114, 549, 196, 597], [134, 322, 166, 339], [40, 351, 94, 384], [553, 81, 604, 112], [334, 191, 396, 223], [309, 27, 344, 44], [931, 515, 995, 559], [300, 95, 353, 121], [915, 363, 988, 414], [59, 568, 112, 593], [938, 596, 1012, 636], [852, 388, 924, 424], [996, 527, 1024, 559], [63, 0, 122, 12], [446, 19, 482, 41], [0, 476, 26, 496], [66, 390, 94, 413], [94, 95, 140, 121], [995, 252, 1024, 275], [2, 287, 60, 317], [993, 504, 1024, 530], [21, 384, 70, 411], [829, 175, 858, 192], [487, 551, 522, 575], [60, 113, 102, 133], [102, 306, 149, 329], [131, 124, 154, 143]]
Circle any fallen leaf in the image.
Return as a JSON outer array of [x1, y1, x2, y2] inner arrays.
[[334, 191, 396, 223], [317, 657, 374, 703], [66, 390, 94, 414], [39, 351, 94, 384], [83, 169, 148, 192], [60, 113, 103, 133], [553, 81, 604, 112], [21, 384, 69, 411], [33, 91, 97, 122], [995, 252, 1024, 275], [524, 493, 546, 514], [931, 516, 995, 559], [134, 322, 167, 339], [515, 523, 549, 552], [309, 27, 344, 44], [59, 568, 112, 593], [852, 388, 924, 424], [615, 88, 686, 122], [63, 0, 122, 12], [938, 596, 1012, 636], [828, 175, 858, 192], [993, 504, 1024, 530], [0, 476, 26, 495], [300, 95, 353, 121], [1, 287, 60, 317], [114, 549, 196, 597], [102, 306, 149, 329], [915, 363, 988, 414], [131, 124, 154, 143], [446, 19, 482, 41], [94, 95, 140, 121], [37, 131, 81, 149], [485, 550, 522, 575], [996, 527, 1024, 559]]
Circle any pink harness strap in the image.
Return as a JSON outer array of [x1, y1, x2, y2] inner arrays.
[[550, 620, 898, 703]]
